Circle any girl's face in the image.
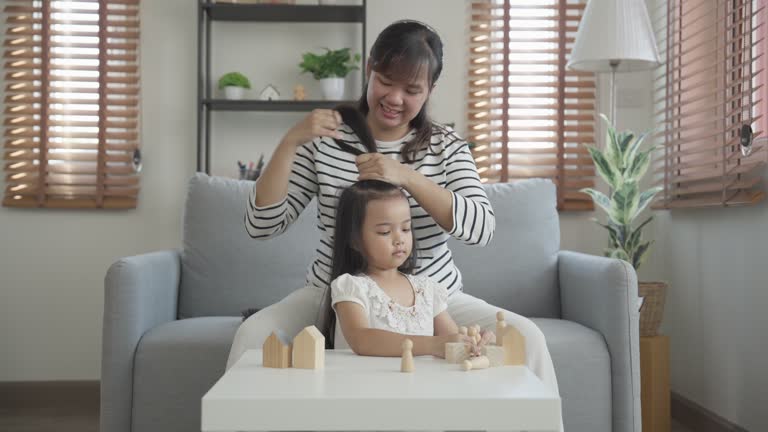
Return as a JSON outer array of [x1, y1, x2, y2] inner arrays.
[[365, 65, 431, 141], [359, 196, 413, 273]]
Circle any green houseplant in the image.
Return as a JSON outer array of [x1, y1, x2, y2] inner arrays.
[[581, 114, 667, 336], [218, 72, 251, 100], [299, 48, 361, 100]]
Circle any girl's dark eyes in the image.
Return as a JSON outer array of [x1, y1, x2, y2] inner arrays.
[[403, 228, 412, 232], [377, 231, 390, 236]]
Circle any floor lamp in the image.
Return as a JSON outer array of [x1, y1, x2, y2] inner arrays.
[[566, 0, 661, 127]]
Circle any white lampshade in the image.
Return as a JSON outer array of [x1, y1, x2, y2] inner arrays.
[[567, 0, 660, 72]]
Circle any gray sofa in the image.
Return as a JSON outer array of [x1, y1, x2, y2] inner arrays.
[[101, 173, 640, 432]]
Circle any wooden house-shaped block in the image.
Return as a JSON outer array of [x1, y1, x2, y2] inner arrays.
[[262, 331, 292, 368], [500, 325, 526, 366], [292, 325, 325, 369]]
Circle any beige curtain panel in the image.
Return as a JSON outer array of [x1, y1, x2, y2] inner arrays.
[[467, 0, 596, 211], [3, 0, 141, 209]]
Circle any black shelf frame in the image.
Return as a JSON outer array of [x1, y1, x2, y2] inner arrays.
[[203, 99, 359, 111], [197, 0, 367, 173], [204, 4, 365, 22]]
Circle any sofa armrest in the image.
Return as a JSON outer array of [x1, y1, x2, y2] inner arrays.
[[558, 250, 641, 432], [100, 249, 181, 432]]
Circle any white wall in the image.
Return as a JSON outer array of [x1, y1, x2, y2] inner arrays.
[[0, 0, 197, 380]]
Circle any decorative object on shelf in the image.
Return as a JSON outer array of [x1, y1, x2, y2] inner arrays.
[[238, 154, 264, 180], [299, 47, 361, 100], [218, 71, 251, 100], [293, 84, 306, 101], [258, 84, 280, 101], [580, 114, 667, 337], [237, 153, 264, 181]]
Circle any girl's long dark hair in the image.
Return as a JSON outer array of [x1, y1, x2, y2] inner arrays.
[[357, 20, 444, 163], [323, 180, 418, 348]]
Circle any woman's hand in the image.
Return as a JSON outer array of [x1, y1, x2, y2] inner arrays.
[[282, 109, 342, 149], [356, 153, 413, 187], [431, 333, 474, 358]]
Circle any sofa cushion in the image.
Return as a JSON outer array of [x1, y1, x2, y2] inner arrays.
[[532, 318, 612, 432], [179, 174, 320, 318], [132, 317, 240, 432], [450, 179, 561, 318]]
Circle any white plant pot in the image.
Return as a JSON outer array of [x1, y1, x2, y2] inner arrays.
[[223, 86, 245, 100], [319, 77, 345, 100]]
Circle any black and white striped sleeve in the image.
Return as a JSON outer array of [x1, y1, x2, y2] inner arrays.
[[244, 140, 319, 239], [443, 138, 495, 246]]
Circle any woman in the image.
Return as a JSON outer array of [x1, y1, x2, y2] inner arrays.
[[228, 20, 561, 415]]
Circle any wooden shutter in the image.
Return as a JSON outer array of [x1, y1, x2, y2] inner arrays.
[[652, 0, 766, 208], [3, 0, 141, 209], [468, 0, 596, 211]]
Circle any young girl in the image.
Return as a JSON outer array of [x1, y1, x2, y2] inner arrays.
[[328, 179, 483, 357]]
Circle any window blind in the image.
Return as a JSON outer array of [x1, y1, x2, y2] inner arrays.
[[467, 0, 596, 211], [652, 0, 766, 208], [3, 0, 141, 209]]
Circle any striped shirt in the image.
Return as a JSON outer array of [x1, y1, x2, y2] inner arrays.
[[244, 123, 496, 297]]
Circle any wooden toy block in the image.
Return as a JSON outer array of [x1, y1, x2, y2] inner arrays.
[[262, 330, 292, 368], [401, 339, 414, 373], [461, 355, 490, 371], [482, 345, 504, 367], [500, 325, 526, 366], [292, 325, 325, 369], [445, 342, 470, 363]]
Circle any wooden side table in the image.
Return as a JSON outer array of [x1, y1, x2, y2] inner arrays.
[[641, 335, 670, 432]]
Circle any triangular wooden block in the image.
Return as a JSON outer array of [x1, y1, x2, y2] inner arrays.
[[263, 331, 292, 368], [292, 325, 325, 369]]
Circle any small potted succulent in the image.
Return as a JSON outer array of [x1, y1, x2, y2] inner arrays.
[[218, 72, 251, 100], [581, 114, 667, 337], [299, 47, 361, 100]]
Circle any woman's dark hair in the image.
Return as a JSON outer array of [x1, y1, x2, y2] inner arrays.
[[324, 179, 418, 347], [356, 20, 444, 163]]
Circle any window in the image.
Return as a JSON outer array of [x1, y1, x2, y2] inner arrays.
[[652, 0, 766, 208], [467, 0, 596, 211], [3, 0, 140, 209]]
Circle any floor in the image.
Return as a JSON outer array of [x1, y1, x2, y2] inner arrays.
[[0, 407, 694, 432], [0, 405, 98, 432]]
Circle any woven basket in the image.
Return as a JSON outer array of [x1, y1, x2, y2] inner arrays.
[[638, 281, 668, 337]]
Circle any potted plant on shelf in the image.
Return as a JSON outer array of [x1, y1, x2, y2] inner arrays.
[[299, 47, 361, 100], [581, 114, 667, 337], [218, 72, 251, 100]]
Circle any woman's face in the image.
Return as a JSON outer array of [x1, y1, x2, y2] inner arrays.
[[365, 64, 431, 141]]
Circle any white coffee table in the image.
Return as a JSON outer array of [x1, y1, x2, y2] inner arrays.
[[202, 349, 560, 432]]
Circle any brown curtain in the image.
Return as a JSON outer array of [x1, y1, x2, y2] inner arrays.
[[3, 0, 141, 209], [467, 0, 596, 211], [652, 0, 766, 208]]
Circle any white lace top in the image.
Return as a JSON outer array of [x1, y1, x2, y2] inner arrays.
[[331, 273, 449, 337]]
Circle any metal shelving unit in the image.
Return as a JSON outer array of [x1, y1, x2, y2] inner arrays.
[[197, 1, 367, 173]]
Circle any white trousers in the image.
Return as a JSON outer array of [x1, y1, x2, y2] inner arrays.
[[226, 286, 564, 431]]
